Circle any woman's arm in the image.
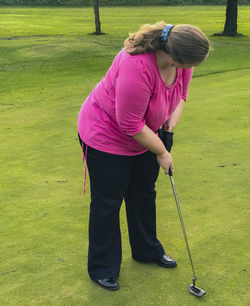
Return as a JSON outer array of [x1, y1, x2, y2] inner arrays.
[[163, 99, 185, 131], [133, 98, 186, 173], [133, 125, 174, 174]]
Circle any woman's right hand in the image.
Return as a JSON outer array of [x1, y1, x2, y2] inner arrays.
[[132, 125, 174, 174], [157, 151, 174, 174]]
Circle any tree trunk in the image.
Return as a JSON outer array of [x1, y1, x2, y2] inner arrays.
[[93, 0, 101, 35], [223, 0, 238, 36]]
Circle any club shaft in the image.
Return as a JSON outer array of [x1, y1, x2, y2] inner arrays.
[[169, 175, 196, 279]]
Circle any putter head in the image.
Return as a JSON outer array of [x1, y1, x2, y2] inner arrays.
[[189, 284, 206, 297]]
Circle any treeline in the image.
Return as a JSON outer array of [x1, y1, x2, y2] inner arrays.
[[0, 0, 250, 6]]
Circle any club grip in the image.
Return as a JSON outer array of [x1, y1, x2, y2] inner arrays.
[[169, 169, 173, 176]]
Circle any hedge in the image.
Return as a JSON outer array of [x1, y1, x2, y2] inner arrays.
[[0, 0, 249, 6]]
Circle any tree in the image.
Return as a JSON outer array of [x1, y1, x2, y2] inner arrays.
[[213, 0, 241, 37], [93, 0, 102, 35], [223, 0, 238, 36]]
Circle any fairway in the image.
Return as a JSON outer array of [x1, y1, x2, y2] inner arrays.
[[0, 5, 250, 306]]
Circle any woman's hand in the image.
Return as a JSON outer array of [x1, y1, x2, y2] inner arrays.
[[132, 125, 174, 174], [158, 129, 174, 153], [157, 151, 174, 174]]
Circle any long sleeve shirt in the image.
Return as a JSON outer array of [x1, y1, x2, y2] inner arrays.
[[78, 49, 193, 155]]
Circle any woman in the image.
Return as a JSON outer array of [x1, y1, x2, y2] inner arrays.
[[78, 22, 210, 291]]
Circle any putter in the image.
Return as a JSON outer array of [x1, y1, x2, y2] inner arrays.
[[169, 170, 206, 297]]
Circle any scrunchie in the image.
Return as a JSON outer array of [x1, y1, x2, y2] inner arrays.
[[160, 24, 174, 42]]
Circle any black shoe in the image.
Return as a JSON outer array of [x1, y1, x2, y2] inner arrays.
[[154, 254, 177, 268], [93, 278, 119, 291]]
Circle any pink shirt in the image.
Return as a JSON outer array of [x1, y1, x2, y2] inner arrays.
[[78, 49, 193, 156]]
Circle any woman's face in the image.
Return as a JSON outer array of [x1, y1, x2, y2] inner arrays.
[[174, 61, 201, 69], [174, 53, 209, 69]]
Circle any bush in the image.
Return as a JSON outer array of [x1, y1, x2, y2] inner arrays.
[[0, 0, 250, 7]]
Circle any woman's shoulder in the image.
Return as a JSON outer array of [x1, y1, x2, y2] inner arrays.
[[180, 67, 194, 79], [115, 49, 157, 77], [113, 50, 156, 88]]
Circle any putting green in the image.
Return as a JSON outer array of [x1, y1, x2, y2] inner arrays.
[[0, 6, 249, 305]]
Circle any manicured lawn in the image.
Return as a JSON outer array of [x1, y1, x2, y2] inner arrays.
[[0, 5, 249, 305]]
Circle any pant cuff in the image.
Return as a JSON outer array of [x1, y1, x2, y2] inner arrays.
[[132, 248, 165, 263], [89, 269, 120, 281]]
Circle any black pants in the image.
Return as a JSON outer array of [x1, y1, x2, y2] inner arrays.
[[79, 135, 165, 280]]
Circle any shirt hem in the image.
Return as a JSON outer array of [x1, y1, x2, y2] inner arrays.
[[78, 132, 148, 156]]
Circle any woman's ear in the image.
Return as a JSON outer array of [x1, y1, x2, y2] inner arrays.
[[169, 56, 176, 65]]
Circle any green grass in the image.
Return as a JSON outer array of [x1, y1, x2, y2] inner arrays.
[[0, 6, 250, 306]]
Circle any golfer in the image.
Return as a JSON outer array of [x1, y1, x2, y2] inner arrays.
[[78, 22, 210, 291]]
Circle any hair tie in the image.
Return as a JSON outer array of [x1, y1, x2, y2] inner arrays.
[[160, 24, 174, 42]]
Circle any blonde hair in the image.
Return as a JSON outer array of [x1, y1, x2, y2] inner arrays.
[[124, 21, 210, 64]]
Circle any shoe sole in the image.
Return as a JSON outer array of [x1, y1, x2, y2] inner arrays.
[[155, 262, 177, 268], [98, 283, 120, 291], [92, 279, 120, 291]]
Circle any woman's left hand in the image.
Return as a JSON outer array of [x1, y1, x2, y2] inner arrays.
[[158, 129, 174, 153]]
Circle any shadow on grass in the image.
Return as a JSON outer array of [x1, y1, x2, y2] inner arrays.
[[88, 32, 107, 36], [212, 32, 246, 37]]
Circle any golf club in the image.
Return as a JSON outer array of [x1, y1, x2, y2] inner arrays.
[[168, 170, 206, 297]]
